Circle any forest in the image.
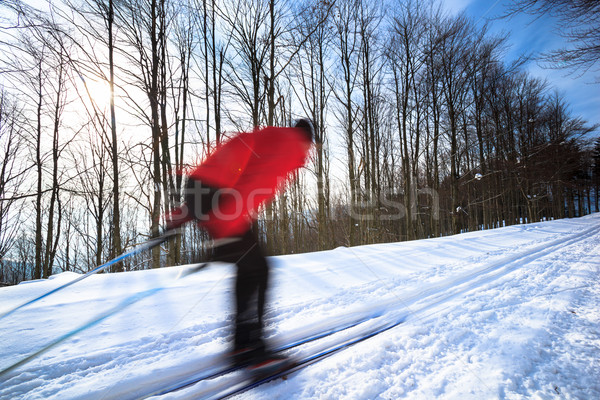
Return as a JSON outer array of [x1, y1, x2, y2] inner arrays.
[[0, 0, 598, 285]]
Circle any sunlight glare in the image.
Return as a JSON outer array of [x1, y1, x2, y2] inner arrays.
[[85, 78, 113, 108]]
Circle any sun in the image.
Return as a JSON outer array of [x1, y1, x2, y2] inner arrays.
[[82, 77, 113, 109]]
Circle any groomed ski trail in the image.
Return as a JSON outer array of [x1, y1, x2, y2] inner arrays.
[[247, 217, 600, 400], [147, 216, 600, 399], [0, 215, 599, 399]]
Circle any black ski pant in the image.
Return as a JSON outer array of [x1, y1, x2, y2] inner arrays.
[[185, 178, 269, 351], [213, 231, 269, 350]]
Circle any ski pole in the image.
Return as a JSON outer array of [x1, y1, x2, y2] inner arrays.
[[0, 287, 163, 380], [0, 232, 175, 322]]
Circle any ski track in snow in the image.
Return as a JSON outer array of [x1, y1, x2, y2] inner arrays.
[[1, 215, 599, 399]]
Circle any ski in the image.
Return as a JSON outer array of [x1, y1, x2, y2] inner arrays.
[[222, 313, 408, 399], [142, 312, 407, 400], [134, 308, 386, 399], [0, 232, 176, 322]]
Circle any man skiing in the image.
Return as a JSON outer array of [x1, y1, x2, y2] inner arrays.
[[165, 118, 316, 371]]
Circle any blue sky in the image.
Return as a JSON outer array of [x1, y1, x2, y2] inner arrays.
[[442, 0, 600, 132]]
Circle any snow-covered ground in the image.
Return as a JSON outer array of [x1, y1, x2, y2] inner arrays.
[[1, 214, 599, 399]]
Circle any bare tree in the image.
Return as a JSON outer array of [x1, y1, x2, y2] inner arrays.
[[467, 32, 509, 230], [388, 0, 428, 240], [218, 0, 271, 129], [117, 0, 174, 268], [42, 0, 126, 271], [18, 37, 50, 280], [506, 0, 600, 77], [289, 0, 334, 249], [436, 14, 475, 234], [0, 0, 598, 279], [41, 46, 69, 278], [592, 137, 600, 212], [422, 4, 445, 237], [71, 126, 112, 269], [0, 91, 27, 266], [355, 0, 385, 244], [332, 0, 361, 246]]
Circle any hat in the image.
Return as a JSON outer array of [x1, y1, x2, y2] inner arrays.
[[293, 118, 319, 144]]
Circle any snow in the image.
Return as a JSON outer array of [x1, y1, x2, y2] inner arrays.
[[1, 214, 599, 399]]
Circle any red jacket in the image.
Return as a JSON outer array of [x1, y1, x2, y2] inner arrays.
[[189, 126, 311, 238]]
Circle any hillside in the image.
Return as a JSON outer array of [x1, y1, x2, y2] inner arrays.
[[1, 214, 599, 399]]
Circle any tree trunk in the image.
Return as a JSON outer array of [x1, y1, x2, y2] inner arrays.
[[108, 0, 123, 272], [150, 0, 162, 268], [35, 58, 43, 280]]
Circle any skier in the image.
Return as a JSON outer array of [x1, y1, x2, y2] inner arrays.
[[165, 118, 316, 371]]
